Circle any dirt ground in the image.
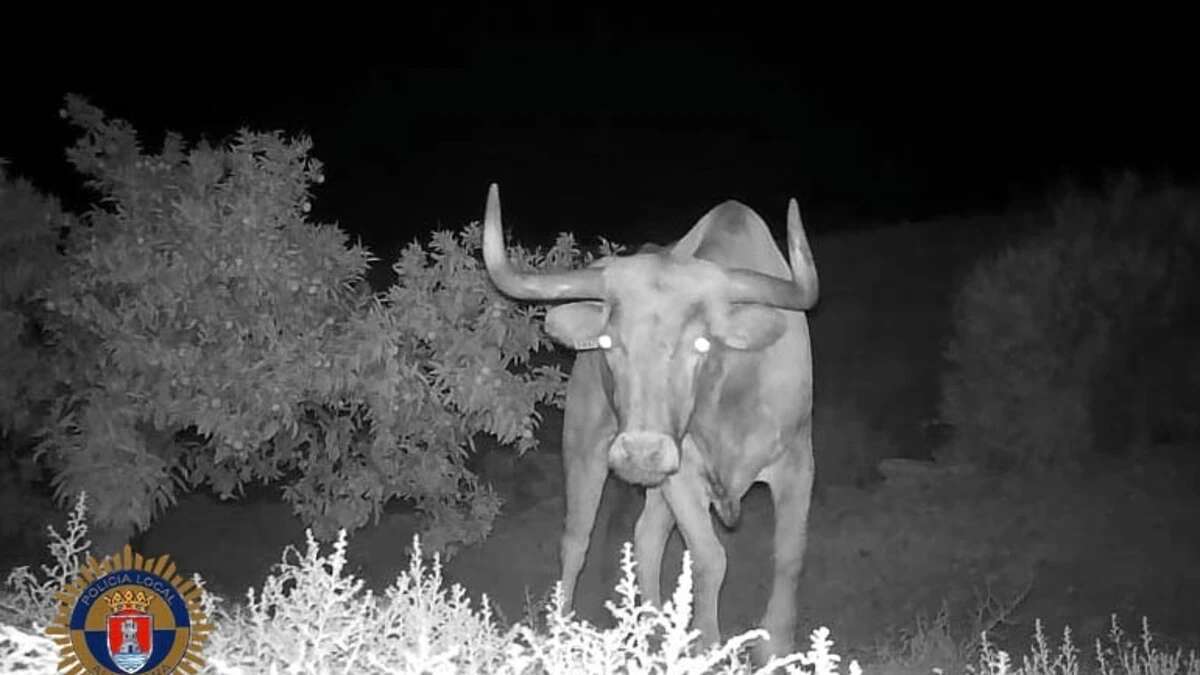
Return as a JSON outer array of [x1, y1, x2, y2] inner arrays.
[[121, 437, 1200, 668]]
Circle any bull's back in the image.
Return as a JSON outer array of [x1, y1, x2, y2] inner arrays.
[[678, 201, 792, 280]]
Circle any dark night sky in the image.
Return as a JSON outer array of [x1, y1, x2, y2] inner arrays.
[[5, 23, 1197, 262]]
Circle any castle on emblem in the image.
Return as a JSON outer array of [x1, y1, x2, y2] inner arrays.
[[106, 591, 154, 674], [118, 618, 141, 653]]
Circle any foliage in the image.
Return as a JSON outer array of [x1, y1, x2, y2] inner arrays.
[[0, 164, 71, 545], [938, 174, 1200, 469], [0, 493, 91, 629], [6, 494, 1199, 673], [0, 494, 857, 674], [972, 616, 1199, 675], [0, 623, 58, 673], [867, 583, 1033, 675], [350, 223, 612, 552], [0, 96, 600, 554], [514, 548, 864, 674], [864, 598, 1199, 675], [0, 161, 72, 439]]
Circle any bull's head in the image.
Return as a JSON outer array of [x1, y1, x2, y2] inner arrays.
[[482, 184, 818, 485]]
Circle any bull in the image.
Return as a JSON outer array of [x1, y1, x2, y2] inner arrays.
[[481, 184, 819, 659]]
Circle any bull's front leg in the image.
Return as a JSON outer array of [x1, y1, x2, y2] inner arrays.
[[661, 462, 726, 646], [558, 352, 618, 612], [558, 435, 609, 612], [633, 485, 675, 605]]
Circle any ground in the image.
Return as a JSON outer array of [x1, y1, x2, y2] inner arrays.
[[116, 440, 1198, 669], [4, 213, 1198, 668]]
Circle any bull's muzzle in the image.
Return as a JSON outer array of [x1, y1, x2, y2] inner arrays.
[[608, 431, 680, 485]]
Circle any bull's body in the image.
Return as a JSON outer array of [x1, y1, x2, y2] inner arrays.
[[482, 185, 818, 660]]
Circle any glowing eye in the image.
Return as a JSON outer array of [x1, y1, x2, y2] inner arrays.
[[693, 336, 711, 353], [597, 334, 613, 349]]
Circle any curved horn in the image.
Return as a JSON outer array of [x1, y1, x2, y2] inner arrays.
[[725, 197, 819, 310], [482, 183, 606, 300]]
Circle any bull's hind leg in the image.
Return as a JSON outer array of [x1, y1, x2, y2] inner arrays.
[[758, 431, 815, 659], [559, 352, 616, 611]]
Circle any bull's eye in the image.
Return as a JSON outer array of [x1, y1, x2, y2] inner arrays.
[[693, 336, 711, 353], [597, 334, 613, 349]]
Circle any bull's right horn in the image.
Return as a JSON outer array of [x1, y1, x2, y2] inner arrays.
[[481, 183, 606, 300]]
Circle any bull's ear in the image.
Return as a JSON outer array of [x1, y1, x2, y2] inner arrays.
[[716, 305, 787, 350], [545, 302, 609, 350]]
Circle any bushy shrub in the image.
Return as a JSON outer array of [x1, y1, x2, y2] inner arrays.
[[0, 96, 595, 555], [0, 162, 71, 438], [0, 493, 91, 630], [2, 494, 858, 674], [9, 495, 1199, 673], [939, 175, 1200, 469], [0, 164, 76, 550], [973, 615, 1199, 675], [204, 530, 513, 673]]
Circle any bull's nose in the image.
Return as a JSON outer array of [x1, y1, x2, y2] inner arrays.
[[609, 432, 680, 481]]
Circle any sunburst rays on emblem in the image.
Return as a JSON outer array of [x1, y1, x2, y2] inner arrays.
[[45, 543, 212, 674]]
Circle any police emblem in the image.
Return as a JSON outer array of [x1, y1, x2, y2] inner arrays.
[[46, 544, 211, 674]]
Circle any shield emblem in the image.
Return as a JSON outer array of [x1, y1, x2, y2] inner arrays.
[[107, 609, 153, 673]]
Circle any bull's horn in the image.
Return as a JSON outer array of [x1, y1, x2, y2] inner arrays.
[[482, 184, 606, 300], [725, 197, 819, 310], [785, 197, 820, 304]]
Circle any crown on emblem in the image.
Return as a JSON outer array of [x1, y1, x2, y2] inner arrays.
[[106, 589, 153, 614]]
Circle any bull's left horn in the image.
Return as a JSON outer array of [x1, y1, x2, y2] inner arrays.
[[725, 197, 819, 310], [785, 197, 820, 305], [482, 184, 606, 300]]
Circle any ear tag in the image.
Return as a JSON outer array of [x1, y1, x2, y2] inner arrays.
[[573, 334, 612, 351]]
